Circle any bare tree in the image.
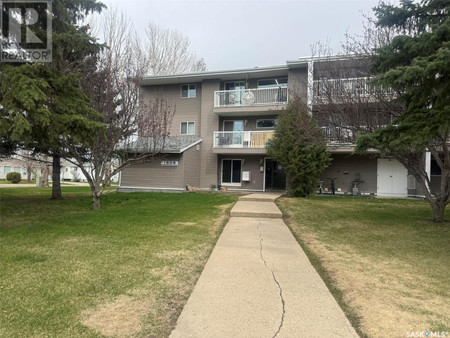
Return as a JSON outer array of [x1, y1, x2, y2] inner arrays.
[[144, 22, 206, 75], [64, 10, 175, 210], [312, 10, 449, 221]]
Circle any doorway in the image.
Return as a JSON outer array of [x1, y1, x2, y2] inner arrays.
[[265, 158, 286, 191]]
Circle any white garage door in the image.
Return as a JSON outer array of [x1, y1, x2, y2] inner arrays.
[[377, 159, 408, 197]]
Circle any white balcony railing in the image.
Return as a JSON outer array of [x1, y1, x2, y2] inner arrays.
[[313, 77, 373, 99], [321, 126, 356, 145], [214, 87, 288, 108], [213, 130, 275, 148]]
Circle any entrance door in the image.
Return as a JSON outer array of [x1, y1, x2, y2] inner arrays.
[[377, 158, 408, 197], [265, 158, 286, 191]]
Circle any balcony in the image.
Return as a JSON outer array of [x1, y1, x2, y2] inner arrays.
[[214, 88, 288, 113], [213, 130, 274, 154], [322, 126, 356, 145], [313, 77, 393, 103]]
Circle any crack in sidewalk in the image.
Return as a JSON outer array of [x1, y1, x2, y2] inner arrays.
[[257, 222, 286, 338]]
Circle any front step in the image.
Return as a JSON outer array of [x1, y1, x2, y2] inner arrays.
[[230, 201, 283, 218], [238, 193, 283, 203]]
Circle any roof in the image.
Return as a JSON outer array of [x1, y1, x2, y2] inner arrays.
[[139, 54, 362, 86], [125, 136, 202, 154]]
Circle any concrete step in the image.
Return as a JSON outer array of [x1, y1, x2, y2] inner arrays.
[[238, 193, 283, 202], [230, 201, 283, 218]]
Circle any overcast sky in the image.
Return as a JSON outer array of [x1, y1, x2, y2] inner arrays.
[[103, 0, 381, 71]]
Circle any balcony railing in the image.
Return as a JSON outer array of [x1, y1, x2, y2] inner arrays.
[[321, 126, 356, 145], [214, 87, 288, 108], [313, 77, 393, 100], [213, 130, 275, 148]]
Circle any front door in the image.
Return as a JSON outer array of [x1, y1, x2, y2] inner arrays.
[[265, 159, 286, 191]]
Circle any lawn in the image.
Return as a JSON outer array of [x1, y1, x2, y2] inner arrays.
[[278, 196, 450, 338], [0, 187, 237, 337], [0, 179, 36, 184]]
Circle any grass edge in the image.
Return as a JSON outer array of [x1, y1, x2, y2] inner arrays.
[[277, 199, 368, 338]]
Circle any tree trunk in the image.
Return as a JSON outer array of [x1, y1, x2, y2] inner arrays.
[[40, 165, 49, 187], [431, 199, 446, 223], [27, 168, 32, 183], [92, 191, 101, 210], [51, 154, 62, 200]]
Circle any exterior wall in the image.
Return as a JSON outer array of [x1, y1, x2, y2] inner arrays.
[[288, 68, 308, 99], [320, 154, 377, 194], [218, 115, 278, 131], [0, 159, 27, 179], [183, 144, 201, 188], [120, 154, 184, 190], [141, 84, 202, 137], [200, 80, 220, 188], [217, 155, 265, 191]]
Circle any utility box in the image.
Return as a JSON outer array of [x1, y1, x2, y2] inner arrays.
[[242, 171, 251, 181]]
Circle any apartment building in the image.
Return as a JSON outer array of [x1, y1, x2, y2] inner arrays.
[[118, 56, 441, 197]]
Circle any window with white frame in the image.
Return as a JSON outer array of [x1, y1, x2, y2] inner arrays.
[[181, 84, 196, 98], [181, 121, 195, 135], [256, 119, 278, 129]]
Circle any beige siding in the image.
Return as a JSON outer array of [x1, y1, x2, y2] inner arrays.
[[121, 154, 183, 189], [320, 154, 377, 194], [183, 144, 201, 188], [200, 80, 220, 188], [219, 115, 278, 131], [141, 84, 202, 137]]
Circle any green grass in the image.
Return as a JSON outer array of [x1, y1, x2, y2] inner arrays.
[[0, 179, 36, 184], [0, 187, 237, 337], [278, 196, 450, 338]]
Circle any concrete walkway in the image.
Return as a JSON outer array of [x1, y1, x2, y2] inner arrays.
[[170, 193, 358, 338]]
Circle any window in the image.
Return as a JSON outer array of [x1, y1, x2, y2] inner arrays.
[[181, 84, 196, 98], [256, 119, 278, 129], [257, 78, 288, 88], [181, 122, 195, 135], [4, 166, 11, 174], [222, 159, 241, 185]]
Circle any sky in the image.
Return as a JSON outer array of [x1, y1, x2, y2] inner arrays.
[[102, 0, 381, 71]]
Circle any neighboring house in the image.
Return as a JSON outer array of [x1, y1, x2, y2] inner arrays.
[[0, 158, 28, 180], [118, 56, 441, 197]]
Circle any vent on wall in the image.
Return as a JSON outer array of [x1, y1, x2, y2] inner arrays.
[[407, 175, 416, 189]]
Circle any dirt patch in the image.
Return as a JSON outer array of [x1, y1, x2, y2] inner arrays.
[[81, 295, 151, 337], [169, 222, 197, 226]]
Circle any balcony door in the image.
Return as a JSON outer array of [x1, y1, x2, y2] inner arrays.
[[223, 120, 244, 146], [222, 159, 242, 186], [225, 81, 245, 105]]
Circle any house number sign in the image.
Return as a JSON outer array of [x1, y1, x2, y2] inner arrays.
[[161, 161, 179, 167]]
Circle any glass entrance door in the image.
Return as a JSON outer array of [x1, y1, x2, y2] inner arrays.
[[265, 159, 286, 191]]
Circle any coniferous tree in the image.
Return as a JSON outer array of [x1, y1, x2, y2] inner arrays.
[[0, 0, 105, 198], [267, 98, 331, 197], [356, 0, 450, 222]]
